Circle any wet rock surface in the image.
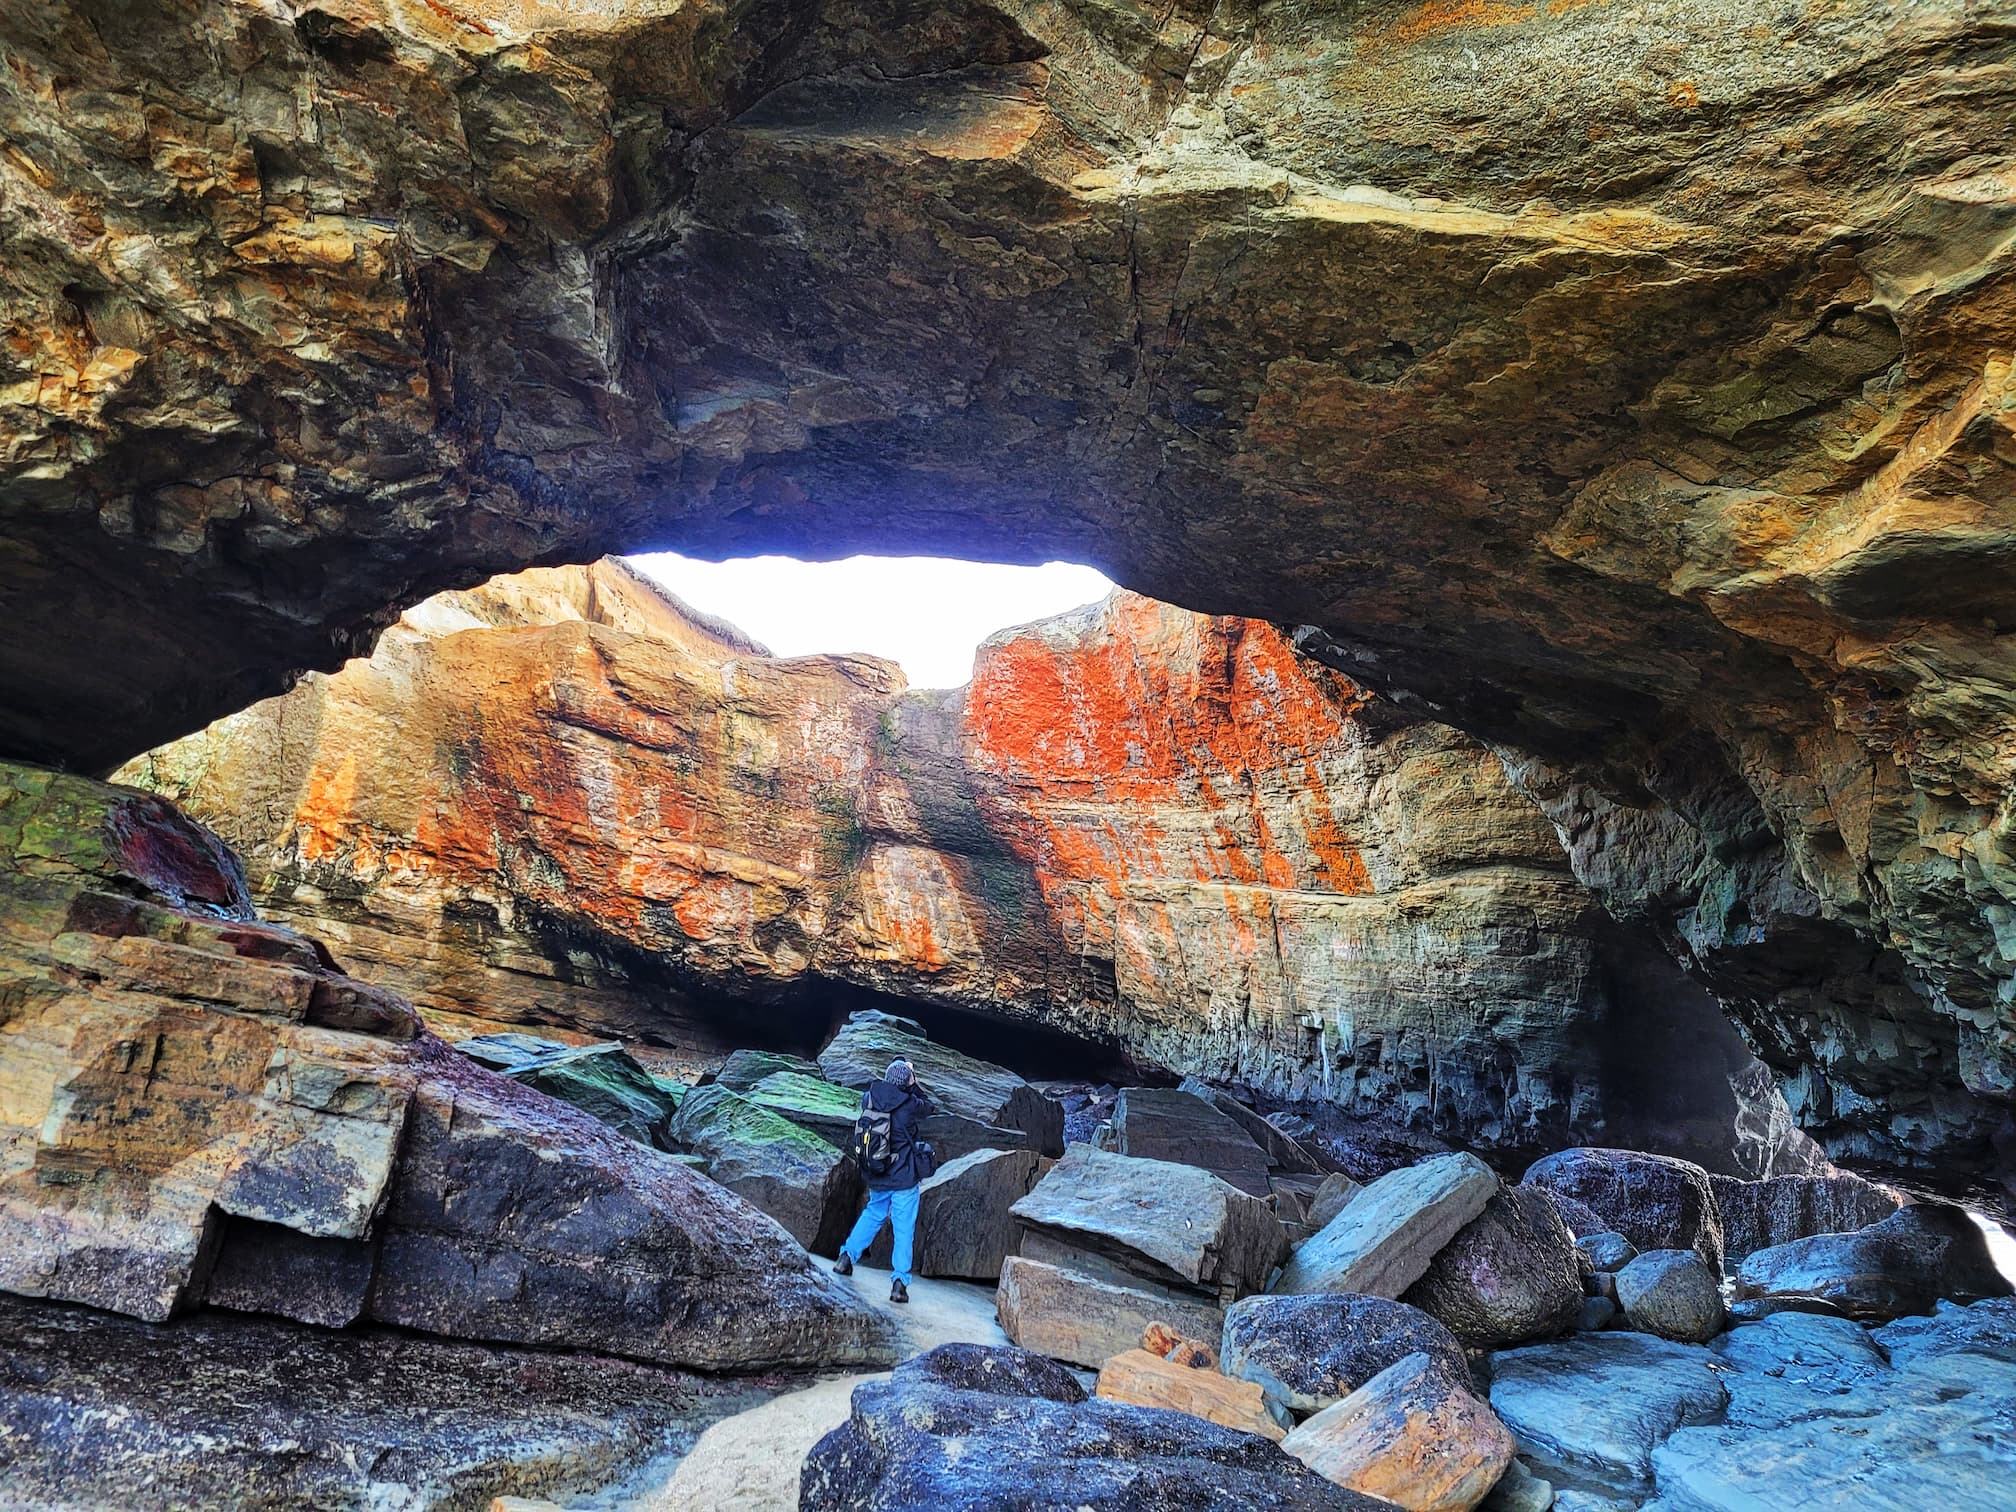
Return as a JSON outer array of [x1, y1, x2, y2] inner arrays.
[[800, 1344, 1392, 1511], [1732, 1203, 2014, 1321], [1708, 1170, 1904, 1261], [0, 1294, 771, 1512]]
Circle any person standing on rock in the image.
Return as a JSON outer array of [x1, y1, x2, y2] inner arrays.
[[832, 1058, 937, 1304]]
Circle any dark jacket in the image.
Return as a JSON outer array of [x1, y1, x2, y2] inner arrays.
[[862, 1078, 936, 1192]]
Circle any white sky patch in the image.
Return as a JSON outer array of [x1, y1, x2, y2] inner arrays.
[[626, 554, 1115, 689]]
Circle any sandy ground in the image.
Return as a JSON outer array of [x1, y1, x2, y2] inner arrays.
[[625, 1267, 1008, 1510]]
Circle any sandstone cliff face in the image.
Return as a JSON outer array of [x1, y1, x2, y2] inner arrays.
[[0, 754, 889, 1364], [128, 562, 1795, 1171], [6, 0, 2014, 1193]]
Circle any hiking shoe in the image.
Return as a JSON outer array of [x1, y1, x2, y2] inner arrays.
[[832, 1252, 853, 1277], [890, 1279, 909, 1305]]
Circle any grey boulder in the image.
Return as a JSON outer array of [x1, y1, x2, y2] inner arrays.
[[1733, 1203, 2012, 1322], [1274, 1152, 1499, 1298], [1403, 1184, 1583, 1348], [1221, 1292, 1470, 1417], [1523, 1148, 1724, 1272], [1111, 1087, 1274, 1196], [1615, 1249, 1725, 1344], [1708, 1170, 1901, 1260]]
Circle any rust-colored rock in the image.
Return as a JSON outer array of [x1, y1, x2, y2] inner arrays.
[[4, 0, 2016, 1198], [127, 562, 1794, 1166]]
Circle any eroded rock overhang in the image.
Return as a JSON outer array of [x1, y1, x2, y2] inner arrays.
[[4, 0, 2015, 1194]]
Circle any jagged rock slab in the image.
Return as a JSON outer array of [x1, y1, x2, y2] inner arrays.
[[1222, 1293, 1470, 1418], [1710, 1311, 1891, 1430], [1094, 1348, 1287, 1442], [1876, 1296, 2016, 1368], [746, 1070, 863, 1145], [1180, 1078, 1329, 1175], [1282, 1351, 1516, 1512], [1733, 1203, 2013, 1321], [863, 1147, 1043, 1280], [1708, 1170, 1903, 1260], [665, 1083, 858, 1256], [1403, 1184, 1582, 1349], [368, 1044, 891, 1371], [800, 1344, 1390, 1511], [1275, 1153, 1499, 1298], [1523, 1149, 1725, 1272], [1111, 1087, 1275, 1196], [1012, 1146, 1287, 1298], [819, 1014, 1064, 1160], [997, 1255, 1228, 1370], [714, 1049, 822, 1093], [0, 1292, 770, 1512], [463, 1037, 680, 1149], [1487, 1333, 1726, 1495]]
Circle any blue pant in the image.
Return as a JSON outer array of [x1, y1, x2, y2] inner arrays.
[[840, 1186, 919, 1285]]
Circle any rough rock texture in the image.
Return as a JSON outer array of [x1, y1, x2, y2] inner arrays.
[[665, 1082, 859, 1255], [997, 1255, 1228, 1371], [800, 1344, 1389, 1511], [0, 1293, 771, 1512], [1220, 1293, 1470, 1419], [1281, 1352, 1516, 1512], [127, 564, 1794, 1172], [1275, 1153, 1499, 1298], [1614, 1249, 1727, 1344], [1011, 1145, 1287, 1298], [1708, 1169, 1904, 1260], [1732, 1203, 2015, 1321], [0, 759, 890, 1373], [1110, 1087, 1274, 1196], [1487, 1333, 1728, 1496], [1523, 1149, 1726, 1272], [1402, 1185, 1584, 1349], [460, 1034, 681, 1148], [9, 0, 2016, 1200], [1093, 1348, 1287, 1442]]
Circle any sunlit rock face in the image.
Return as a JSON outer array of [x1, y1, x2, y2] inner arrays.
[[127, 561, 1802, 1172], [5, 0, 2015, 1193]]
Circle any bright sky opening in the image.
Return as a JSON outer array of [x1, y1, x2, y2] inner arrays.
[[626, 554, 1116, 689]]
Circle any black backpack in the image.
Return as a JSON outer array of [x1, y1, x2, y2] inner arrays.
[[851, 1094, 897, 1177]]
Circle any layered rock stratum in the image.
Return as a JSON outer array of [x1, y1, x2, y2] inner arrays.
[[4, 0, 2015, 1197], [126, 559, 1797, 1171]]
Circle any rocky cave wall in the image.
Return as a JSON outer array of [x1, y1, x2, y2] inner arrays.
[[4, 0, 2016, 1197], [125, 559, 1800, 1174]]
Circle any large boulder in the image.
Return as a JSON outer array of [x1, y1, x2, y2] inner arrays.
[[746, 1070, 863, 1145], [998, 1256, 1228, 1370], [1275, 1153, 1499, 1298], [863, 1147, 1044, 1280], [1282, 1351, 1517, 1512], [1523, 1149, 1724, 1272], [818, 1012, 1064, 1159], [713, 1048, 822, 1093], [1222, 1293, 1470, 1418], [801, 1344, 1391, 1511], [1011, 1146, 1287, 1298], [370, 1045, 892, 1371], [1403, 1185, 1583, 1349], [1708, 1170, 1903, 1260], [1487, 1332, 1726, 1496], [1733, 1203, 2014, 1321], [665, 1083, 859, 1255], [457, 1036, 679, 1149], [1110, 1087, 1274, 1196], [1614, 1250, 1726, 1344]]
